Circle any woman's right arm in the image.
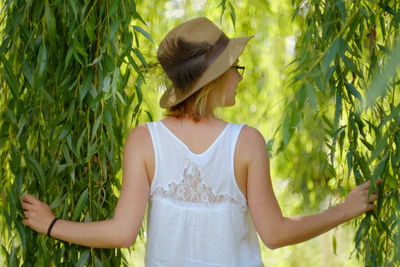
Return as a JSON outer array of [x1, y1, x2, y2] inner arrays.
[[241, 126, 380, 249], [21, 125, 151, 248]]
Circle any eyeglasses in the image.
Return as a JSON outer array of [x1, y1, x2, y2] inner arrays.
[[231, 65, 245, 75]]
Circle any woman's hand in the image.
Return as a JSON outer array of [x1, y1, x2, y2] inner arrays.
[[21, 194, 55, 235], [341, 179, 383, 221]]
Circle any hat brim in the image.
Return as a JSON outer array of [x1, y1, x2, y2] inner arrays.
[[160, 35, 254, 108]]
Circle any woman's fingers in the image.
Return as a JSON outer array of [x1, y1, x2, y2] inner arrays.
[[359, 180, 371, 189], [359, 179, 384, 190], [21, 201, 33, 211], [20, 194, 55, 234], [23, 210, 33, 218], [21, 194, 39, 205], [369, 194, 378, 202], [343, 179, 383, 220], [366, 204, 377, 211]]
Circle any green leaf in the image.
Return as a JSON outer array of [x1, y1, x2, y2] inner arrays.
[[345, 82, 363, 101], [133, 48, 148, 67], [228, 2, 236, 27], [346, 150, 353, 178], [17, 115, 27, 138], [378, 44, 390, 54], [360, 138, 373, 151], [59, 123, 73, 140], [86, 139, 99, 160], [67, 134, 79, 160], [86, 17, 96, 42], [357, 154, 371, 179], [38, 44, 48, 76], [72, 188, 88, 221], [305, 82, 318, 110], [68, 0, 78, 18], [341, 54, 363, 77], [26, 154, 46, 188], [9, 246, 19, 267], [369, 131, 388, 163], [127, 53, 144, 79], [332, 235, 337, 256], [378, 220, 393, 241], [296, 84, 307, 109], [0, 245, 9, 261], [322, 38, 342, 71], [41, 87, 56, 104], [62, 143, 73, 166], [49, 193, 66, 210], [80, 70, 93, 103], [132, 3, 147, 25], [76, 250, 90, 267], [364, 39, 400, 109], [369, 152, 388, 196], [334, 90, 342, 129], [45, 0, 57, 48], [133, 26, 153, 43], [282, 104, 299, 147], [282, 112, 291, 148], [0, 54, 20, 97], [76, 128, 86, 159], [15, 221, 27, 250], [39, 239, 50, 265], [91, 115, 103, 141], [94, 255, 103, 267], [65, 46, 75, 70], [6, 108, 17, 125], [218, 0, 228, 20]]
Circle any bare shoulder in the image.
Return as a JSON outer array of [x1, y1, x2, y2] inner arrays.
[[124, 124, 155, 181], [237, 125, 267, 155], [238, 125, 265, 142], [126, 124, 151, 139], [124, 124, 153, 155]]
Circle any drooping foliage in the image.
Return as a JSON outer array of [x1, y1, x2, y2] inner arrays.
[[283, 0, 400, 265], [0, 0, 150, 265], [1, 0, 399, 266]]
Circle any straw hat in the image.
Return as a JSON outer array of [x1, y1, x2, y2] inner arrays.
[[157, 17, 253, 108]]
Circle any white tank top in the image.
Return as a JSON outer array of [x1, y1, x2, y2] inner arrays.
[[145, 121, 263, 267]]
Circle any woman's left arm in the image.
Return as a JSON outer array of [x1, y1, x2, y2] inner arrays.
[[21, 125, 151, 248], [244, 126, 382, 249], [268, 179, 380, 249]]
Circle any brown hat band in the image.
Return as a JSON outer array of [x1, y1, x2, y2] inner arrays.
[[204, 33, 230, 68]]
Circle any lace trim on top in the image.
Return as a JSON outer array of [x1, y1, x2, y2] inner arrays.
[[152, 160, 243, 206]]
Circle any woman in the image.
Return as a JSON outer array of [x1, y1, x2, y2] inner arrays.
[[21, 17, 381, 266]]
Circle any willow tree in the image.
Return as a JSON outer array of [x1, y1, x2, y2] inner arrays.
[[0, 0, 150, 265], [282, 0, 400, 265]]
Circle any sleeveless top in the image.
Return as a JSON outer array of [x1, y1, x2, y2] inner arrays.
[[145, 121, 263, 267]]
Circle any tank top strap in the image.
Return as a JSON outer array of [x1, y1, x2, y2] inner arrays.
[[226, 123, 246, 151], [226, 122, 245, 170], [224, 123, 247, 204], [145, 121, 163, 185]]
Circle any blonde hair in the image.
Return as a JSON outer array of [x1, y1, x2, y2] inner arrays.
[[166, 72, 228, 122]]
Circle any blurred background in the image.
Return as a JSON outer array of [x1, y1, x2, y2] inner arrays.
[[1, 0, 398, 266]]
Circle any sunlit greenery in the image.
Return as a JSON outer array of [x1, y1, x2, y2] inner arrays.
[[0, 0, 149, 265], [1, 0, 398, 266]]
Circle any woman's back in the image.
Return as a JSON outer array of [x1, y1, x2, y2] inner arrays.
[[144, 118, 263, 266], [145, 118, 248, 195]]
